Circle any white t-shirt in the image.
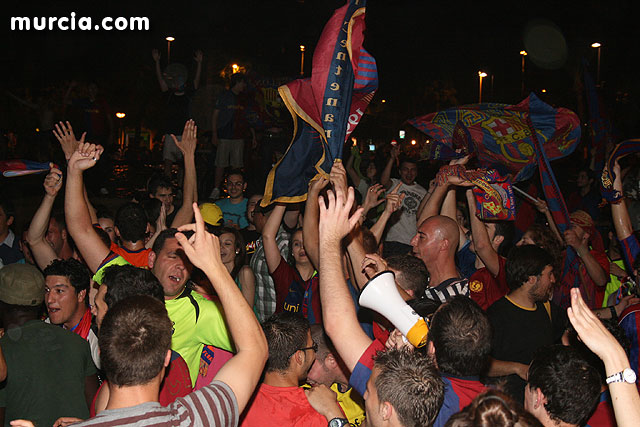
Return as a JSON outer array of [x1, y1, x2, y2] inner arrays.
[[384, 178, 427, 245]]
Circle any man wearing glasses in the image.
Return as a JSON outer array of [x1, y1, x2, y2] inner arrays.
[[240, 312, 346, 426], [215, 169, 249, 229]]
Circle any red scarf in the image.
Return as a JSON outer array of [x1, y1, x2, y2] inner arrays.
[[71, 308, 92, 340]]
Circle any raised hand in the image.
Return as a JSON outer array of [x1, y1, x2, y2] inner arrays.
[[43, 164, 63, 197], [152, 49, 160, 62], [68, 142, 103, 173], [533, 197, 549, 214], [318, 186, 363, 245], [173, 120, 197, 156], [329, 160, 348, 196], [361, 253, 389, 278], [53, 121, 85, 161], [175, 203, 224, 273], [362, 183, 386, 212], [308, 176, 329, 196], [383, 182, 405, 214], [564, 225, 589, 251]]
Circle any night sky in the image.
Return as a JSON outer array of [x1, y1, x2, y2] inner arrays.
[[2, 0, 639, 136]]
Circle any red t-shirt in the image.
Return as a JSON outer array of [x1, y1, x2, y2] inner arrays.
[[271, 257, 322, 324], [110, 242, 151, 268], [90, 351, 192, 415], [469, 256, 508, 311], [240, 383, 330, 427]]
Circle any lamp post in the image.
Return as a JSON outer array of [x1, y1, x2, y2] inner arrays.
[[478, 71, 487, 103], [115, 112, 126, 149], [520, 50, 527, 97], [591, 42, 601, 85], [300, 45, 305, 76], [166, 36, 175, 63]]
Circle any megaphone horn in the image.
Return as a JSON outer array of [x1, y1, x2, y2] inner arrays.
[[359, 270, 429, 348]]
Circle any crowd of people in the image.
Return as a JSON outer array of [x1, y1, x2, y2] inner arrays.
[[1, 73, 640, 427]]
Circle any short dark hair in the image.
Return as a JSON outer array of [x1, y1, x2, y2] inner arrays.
[[527, 345, 601, 426], [94, 205, 114, 221], [147, 174, 173, 196], [103, 265, 164, 308], [115, 203, 149, 243], [141, 198, 162, 225], [226, 169, 245, 181], [230, 73, 246, 89], [387, 255, 428, 297], [428, 296, 491, 376], [99, 295, 172, 386], [505, 245, 553, 290], [0, 197, 15, 219], [262, 312, 310, 373], [151, 228, 193, 254], [374, 349, 444, 427], [446, 389, 543, 427], [310, 324, 335, 362], [43, 259, 91, 296], [492, 221, 515, 257], [398, 155, 418, 168]]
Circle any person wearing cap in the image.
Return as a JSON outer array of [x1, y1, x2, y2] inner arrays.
[[199, 202, 224, 228], [0, 263, 98, 426]]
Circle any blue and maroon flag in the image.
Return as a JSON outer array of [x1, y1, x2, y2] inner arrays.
[[408, 93, 581, 182], [584, 62, 613, 172], [0, 160, 51, 177], [262, 0, 378, 205]]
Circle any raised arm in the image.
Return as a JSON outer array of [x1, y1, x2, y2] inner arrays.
[[263, 204, 287, 274], [170, 120, 198, 228], [152, 49, 169, 92], [193, 50, 203, 90], [345, 149, 362, 188], [318, 186, 370, 372], [176, 204, 268, 412], [564, 225, 608, 287], [64, 143, 110, 273], [466, 190, 500, 276], [369, 182, 404, 244], [26, 167, 62, 270], [380, 145, 399, 189], [568, 287, 640, 427], [611, 160, 634, 241], [302, 176, 329, 270]]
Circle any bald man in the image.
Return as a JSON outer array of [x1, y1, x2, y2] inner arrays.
[[410, 215, 469, 302]]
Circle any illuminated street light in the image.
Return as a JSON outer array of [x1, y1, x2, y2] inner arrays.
[[116, 112, 126, 118], [411, 139, 417, 146], [232, 64, 239, 74], [541, 89, 547, 93], [478, 71, 487, 103], [520, 51, 527, 96], [591, 42, 602, 85], [381, 99, 386, 103], [166, 36, 175, 63], [300, 45, 305, 76]]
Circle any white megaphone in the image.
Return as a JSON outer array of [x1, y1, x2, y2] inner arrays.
[[359, 270, 429, 348]]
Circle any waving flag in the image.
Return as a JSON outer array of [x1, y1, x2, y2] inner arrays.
[[584, 62, 613, 172], [0, 160, 51, 177], [262, 0, 378, 205], [600, 140, 640, 204], [408, 93, 581, 182]]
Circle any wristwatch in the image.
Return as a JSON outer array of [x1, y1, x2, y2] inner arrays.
[[606, 368, 637, 384], [328, 417, 350, 427]]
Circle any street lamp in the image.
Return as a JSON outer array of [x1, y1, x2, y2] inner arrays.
[[520, 50, 527, 97], [232, 64, 239, 74], [478, 71, 487, 103], [591, 42, 602, 85], [166, 36, 175, 63], [115, 113, 126, 148], [300, 45, 305, 76]]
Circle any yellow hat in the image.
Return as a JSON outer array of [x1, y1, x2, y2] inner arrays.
[[199, 203, 223, 226]]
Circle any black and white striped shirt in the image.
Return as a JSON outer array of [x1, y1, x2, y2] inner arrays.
[[425, 278, 470, 303]]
